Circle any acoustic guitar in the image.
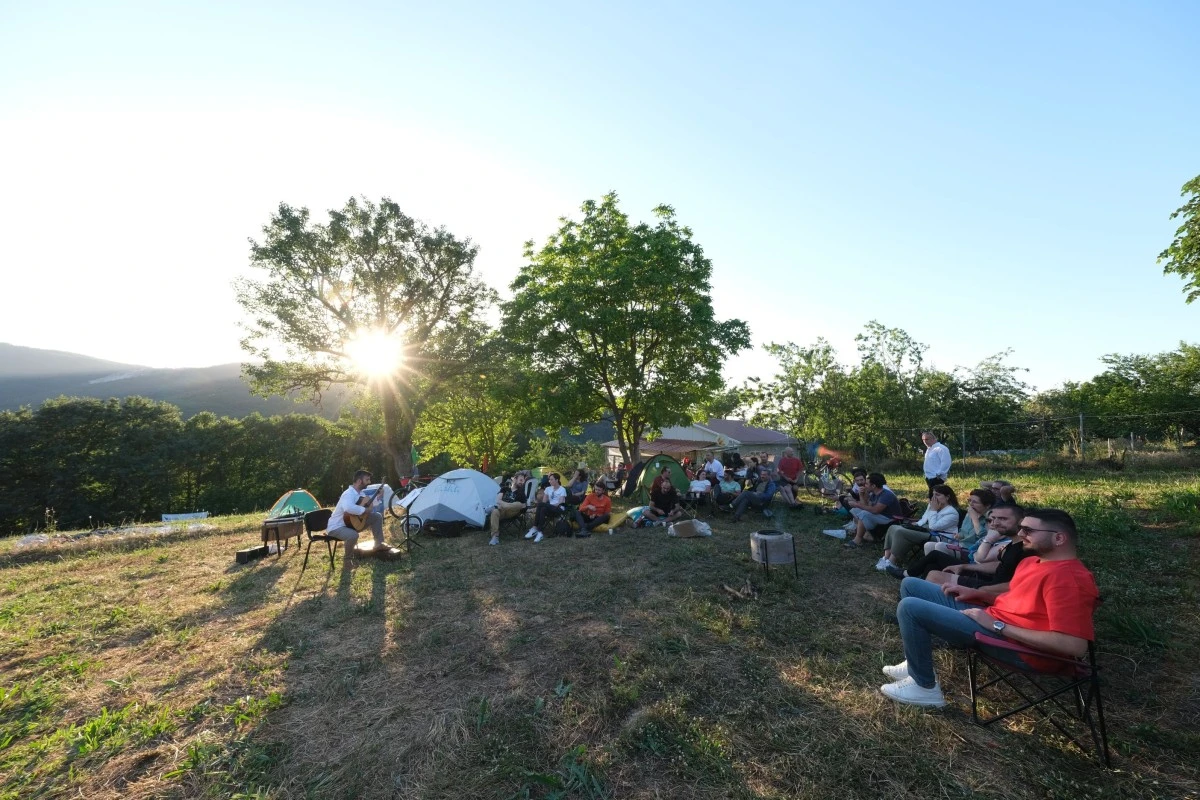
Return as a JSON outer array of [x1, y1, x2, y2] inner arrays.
[[345, 477, 387, 532]]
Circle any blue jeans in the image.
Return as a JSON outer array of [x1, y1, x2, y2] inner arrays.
[[896, 578, 1022, 688], [732, 490, 772, 519], [850, 507, 893, 531]]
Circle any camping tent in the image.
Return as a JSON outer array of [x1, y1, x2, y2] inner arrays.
[[267, 489, 321, 518], [405, 468, 499, 528], [634, 454, 690, 500]]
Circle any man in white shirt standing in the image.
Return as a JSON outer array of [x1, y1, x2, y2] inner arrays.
[[921, 431, 952, 498], [327, 469, 386, 562], [702, 452, 725, 480]]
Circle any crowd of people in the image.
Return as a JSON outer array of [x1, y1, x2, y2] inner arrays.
[[333, 429, 1101, 715]]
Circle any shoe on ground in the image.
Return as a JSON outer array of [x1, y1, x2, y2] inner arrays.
[[731, 515, 742, 524], [882, 660, 910, 680], [874, 557, 891, 571], [524, 527, 537, 539], [885, 565, 906, 580], [575, 530, 591, 538], [488, 536, 500, 546], [842, 540, 859, 549], [880, 678, 946, 708], [842, 521, 856, 531], [762, 509, 773, 518], [533, 531, 544, 543]]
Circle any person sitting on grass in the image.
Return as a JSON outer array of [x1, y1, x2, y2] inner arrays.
[[832, 468, 868, 514], [844, 472, 901, 548], [925, 504, 1034, 589], [488, 471, 530, 547], [731, 468, 779, 523], [775, 446, 804, 507], [645, 467, 685, 525], [875, 484, 960, 572], [903, 501, 1022, 581], [878, 508, 1098, 708], [566, 469, 590, 506], [574, 481, 612, 537], [526, 472, 567, 543]]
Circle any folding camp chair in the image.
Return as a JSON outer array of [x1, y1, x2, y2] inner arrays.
[[967, 632, 1110, 766]]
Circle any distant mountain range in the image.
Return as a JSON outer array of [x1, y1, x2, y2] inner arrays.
[[0, 343, 347, 419]]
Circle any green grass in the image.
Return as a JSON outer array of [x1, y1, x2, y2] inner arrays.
[[0, 466, 1198, 798]]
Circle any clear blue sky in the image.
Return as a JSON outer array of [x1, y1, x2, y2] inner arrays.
[[1, 1, 1197, 392]]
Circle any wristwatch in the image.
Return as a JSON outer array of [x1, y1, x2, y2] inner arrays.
[[992, 620, 1007, 634]]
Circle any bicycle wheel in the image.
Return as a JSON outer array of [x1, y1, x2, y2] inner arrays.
[[818, 471, 851, 499], [803, 467, 825, 498], [386, 488, 409, 519]]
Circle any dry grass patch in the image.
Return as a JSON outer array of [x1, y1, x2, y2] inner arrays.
[[1, 467, 1199, 798]]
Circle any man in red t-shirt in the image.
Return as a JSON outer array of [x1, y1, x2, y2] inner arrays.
[[574, 482, 613, 537], [877, 508, 1099, 707], [776, 447, 803, 507]]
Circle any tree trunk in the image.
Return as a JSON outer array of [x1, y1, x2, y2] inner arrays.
[[379, 386, 414, 479]]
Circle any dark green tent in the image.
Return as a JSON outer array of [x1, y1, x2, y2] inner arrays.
[[635, 454, 690, 501]]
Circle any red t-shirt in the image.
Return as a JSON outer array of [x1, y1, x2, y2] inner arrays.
[[990, 558, 1098, 668], [778, 456, 802, 482]]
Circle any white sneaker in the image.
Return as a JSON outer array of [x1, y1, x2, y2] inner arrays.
[[874, 557, 891, 572], [843, 521, 856, 532], [488, 536, 500, 546], [524, 527, 537, 539], [533, 531, 544, 543], [882, 660, 909, 680], [880, 678, 946, 707]]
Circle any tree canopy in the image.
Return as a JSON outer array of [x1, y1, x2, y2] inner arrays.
[[1160, 173, 1200, 303], [235, 197, 496, 477], [501, 193, 751, 465]]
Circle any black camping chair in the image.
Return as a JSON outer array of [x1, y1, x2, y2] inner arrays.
[[300, 508, 339, 572], [967, 632, 1110, 766]]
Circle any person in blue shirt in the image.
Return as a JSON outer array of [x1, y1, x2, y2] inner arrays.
[[731, 468, 779, 523], [845, 472, 901, 548]]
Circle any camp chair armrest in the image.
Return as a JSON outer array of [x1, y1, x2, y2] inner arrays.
[[972, 632, 1084, 665]]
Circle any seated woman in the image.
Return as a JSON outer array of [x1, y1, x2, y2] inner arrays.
[[526, 472, 567, 543], [565, 469, 590, 506], [716, 472, 742, 506], [776, 447, 803, 507], [902, 488, 996, 578], [875, 484, 959, 573], [644, 467, 685, 524], [925, 487, 994, 558]]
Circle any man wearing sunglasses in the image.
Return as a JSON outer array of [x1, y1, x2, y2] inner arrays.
[[878, 508, 1099, 708]]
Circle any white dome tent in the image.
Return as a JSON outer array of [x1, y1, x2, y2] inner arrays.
[[405, 468, 499, 528]]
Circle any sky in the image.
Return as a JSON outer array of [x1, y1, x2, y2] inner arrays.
[[1, 0, 1198, 393]]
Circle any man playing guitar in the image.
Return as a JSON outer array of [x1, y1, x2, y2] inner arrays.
[[328, 469, 389, 562]]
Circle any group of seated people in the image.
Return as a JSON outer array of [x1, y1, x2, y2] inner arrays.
[[873, 498, 1099, 710], [487, 469, 616, 545]]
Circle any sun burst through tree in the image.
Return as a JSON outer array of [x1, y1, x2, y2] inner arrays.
[[346, 328, 405, 379]]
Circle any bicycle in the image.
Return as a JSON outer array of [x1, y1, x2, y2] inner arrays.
[[803, 457, 851, 500]]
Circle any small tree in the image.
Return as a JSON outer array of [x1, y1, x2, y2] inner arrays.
[[501, 193, 751, 465], [1160, 174, 1200, 303], [235, 197, 496, 477]]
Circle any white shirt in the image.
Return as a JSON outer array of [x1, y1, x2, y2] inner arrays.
[[704, 458, 724, 479], [544, 485, 567, 506], [915, 504, 960, 534], [329, 484, 369, 531], [923, 442, 951, 479]]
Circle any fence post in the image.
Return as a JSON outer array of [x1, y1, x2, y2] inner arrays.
[[1079, 413, 1085, 460], [961, 421, 966, 461]]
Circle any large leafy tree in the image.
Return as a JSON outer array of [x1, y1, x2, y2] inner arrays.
[[501, 193, 751, 465], [1160, 174, 1200, 303], [235, 197, 496, 477]]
